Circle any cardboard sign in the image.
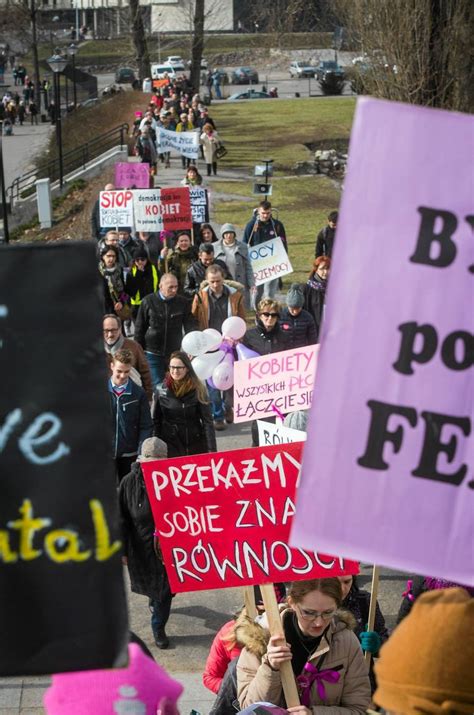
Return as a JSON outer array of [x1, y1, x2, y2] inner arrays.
[[100, 189, 134, 228], [141, 443, 358, 593], [234, 345, 318, 423], [291, 98, 474, 585], [133, 189, 164, 232], [159, 186, 192, 230], [0, 243, 128, 675], [115, 162, 150, 189], [257, 420, 307, 446], [189, 186, 209, 224], [249, 237, 293, 286], [158, 127, 200, 159]]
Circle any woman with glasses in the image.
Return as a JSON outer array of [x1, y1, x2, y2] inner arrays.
[[237, 578, 371, 715], [152, 351, 217, 457], [241, 299, 291, 356], [241, 299, 291, 446]]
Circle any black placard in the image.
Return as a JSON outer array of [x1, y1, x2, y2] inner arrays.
[[0, 242, 128, 675]]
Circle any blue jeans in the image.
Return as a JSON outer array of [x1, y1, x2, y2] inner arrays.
[[150, 592, 173, 633], [208, 385, 224, 421], [145, 351, 166, 390]]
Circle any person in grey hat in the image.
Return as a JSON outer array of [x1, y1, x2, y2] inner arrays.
[[280, 283, 317, 349], [213, 223, 255, 308], [118, 436, 173, 650]]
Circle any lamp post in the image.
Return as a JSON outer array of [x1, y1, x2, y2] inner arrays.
[[68, 43, 78, 108], [0, 131, 10, 244], [47, 52, 68, 189]]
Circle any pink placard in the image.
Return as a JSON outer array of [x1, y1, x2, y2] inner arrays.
[[114, 162, 150, 189], [233, 345, 318, 423], [291, 98, 474, 585]]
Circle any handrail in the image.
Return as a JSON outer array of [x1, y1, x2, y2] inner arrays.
[[7, 123, 129, 206]]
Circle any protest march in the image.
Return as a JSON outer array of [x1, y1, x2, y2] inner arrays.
[[1, 18, 473, 715]]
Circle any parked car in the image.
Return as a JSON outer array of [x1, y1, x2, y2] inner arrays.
[[151, 64, 179, 80], [314, 61, 345, 81], [115, 66, 136, 84], [230, 66, 259, 84], [227, 89, 270, 101], [189, 58, 208, 70], [165, 55, 185, 67], [289, 61, 315, 78]]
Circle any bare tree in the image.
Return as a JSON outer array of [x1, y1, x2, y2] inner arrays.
[[129, 0, 150, 82], [337, 0, 473, 112], [0, 0, 42, 106], [189, 0, 205, 92]]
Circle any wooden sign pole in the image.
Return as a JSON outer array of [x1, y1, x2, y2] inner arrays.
[[260, 583, 300, 708], [243, 586, 257, 620], [364, 565, 380, 665]]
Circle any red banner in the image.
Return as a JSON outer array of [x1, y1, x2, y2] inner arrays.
[[141, 443, 358, 593], [160, 187, 192, 231]]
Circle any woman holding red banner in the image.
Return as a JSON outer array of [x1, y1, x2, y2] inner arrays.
[[236, 578, 371, 715]]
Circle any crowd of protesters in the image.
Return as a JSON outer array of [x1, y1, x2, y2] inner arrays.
[[44, 83, 474, 715]]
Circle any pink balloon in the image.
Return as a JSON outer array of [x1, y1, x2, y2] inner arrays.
[[236, 343, 260, 360], [207, 376, 217, 389], [223, 352, 234, 366], [212, 361, 234, 390]]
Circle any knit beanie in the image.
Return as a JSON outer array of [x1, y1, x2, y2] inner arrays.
[[283, 410, 308, 432], [44, 643, 183, 714], [132, 245, 149, 261], [374, 588, 474, 715], [286, 283, 304, 309], [139, 436, 168, 460]]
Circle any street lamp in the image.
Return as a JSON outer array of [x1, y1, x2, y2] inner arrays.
[[47, 52, 68, 189], [68, 43, 78, 108]]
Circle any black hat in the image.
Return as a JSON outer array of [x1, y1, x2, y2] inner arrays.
[[132, 246, 148, 261]]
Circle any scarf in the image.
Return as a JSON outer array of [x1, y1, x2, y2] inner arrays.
[[104, 333, 125, 355], [307, 273, 327, 293], [165, 374, 195, 399], [99, 263, 126, 301]]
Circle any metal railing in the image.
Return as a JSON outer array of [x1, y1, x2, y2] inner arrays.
[[7, 123, 129, 206]]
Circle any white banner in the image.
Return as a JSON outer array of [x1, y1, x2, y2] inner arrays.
[[158, 128, 199, 159], [99, 190, 134, 228], [248, 237, 294, 286], [133, 189, 164, 232], [257, 420, 307, 446]]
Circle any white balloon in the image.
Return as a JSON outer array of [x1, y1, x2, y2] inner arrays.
[[221, 316, 246, 340], [202, 328, 222, 351], [182, 330, 210, 357], [192, 350, 225, 380], [212, 361, 234, 390]]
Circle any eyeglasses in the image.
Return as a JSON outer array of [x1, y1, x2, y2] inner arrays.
[[296, 605, 336, 622], [260, 312, 279, 318], [103, 328, 120, 334], [169, 365, 187, 371]]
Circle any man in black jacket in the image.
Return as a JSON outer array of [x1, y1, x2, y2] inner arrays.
[[315, 210, 338, 258], [183, 243, 230, 299], [134, 273, 197, 389]]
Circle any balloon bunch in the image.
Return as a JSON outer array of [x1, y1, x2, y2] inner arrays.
[[181, 317, 259, 390]]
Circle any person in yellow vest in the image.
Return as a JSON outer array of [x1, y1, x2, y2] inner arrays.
[[125, 246, 159, 321]]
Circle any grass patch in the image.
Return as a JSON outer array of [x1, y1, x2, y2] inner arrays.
[[211, 97, 355, 172], [213, 175, 340, 283]]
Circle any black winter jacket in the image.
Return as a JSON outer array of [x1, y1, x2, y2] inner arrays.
[[303, 273, 327, 341], [279, 307, 318, 348], [153, 385, 217, 457], [125, 264, 158, 309], [242, 319, 292, 356], [243, 216, 287, 251], [315, 224, 335, 257], [183, 258, 230, 298], [118, 461, 171, 601], [108, 380, 153, 458], [134, 293, 197, 358]]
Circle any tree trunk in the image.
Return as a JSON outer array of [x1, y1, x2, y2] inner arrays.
[[190, 0, 205, 93], [129, 0, 150, 83], [29, 0, 41, 108]]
